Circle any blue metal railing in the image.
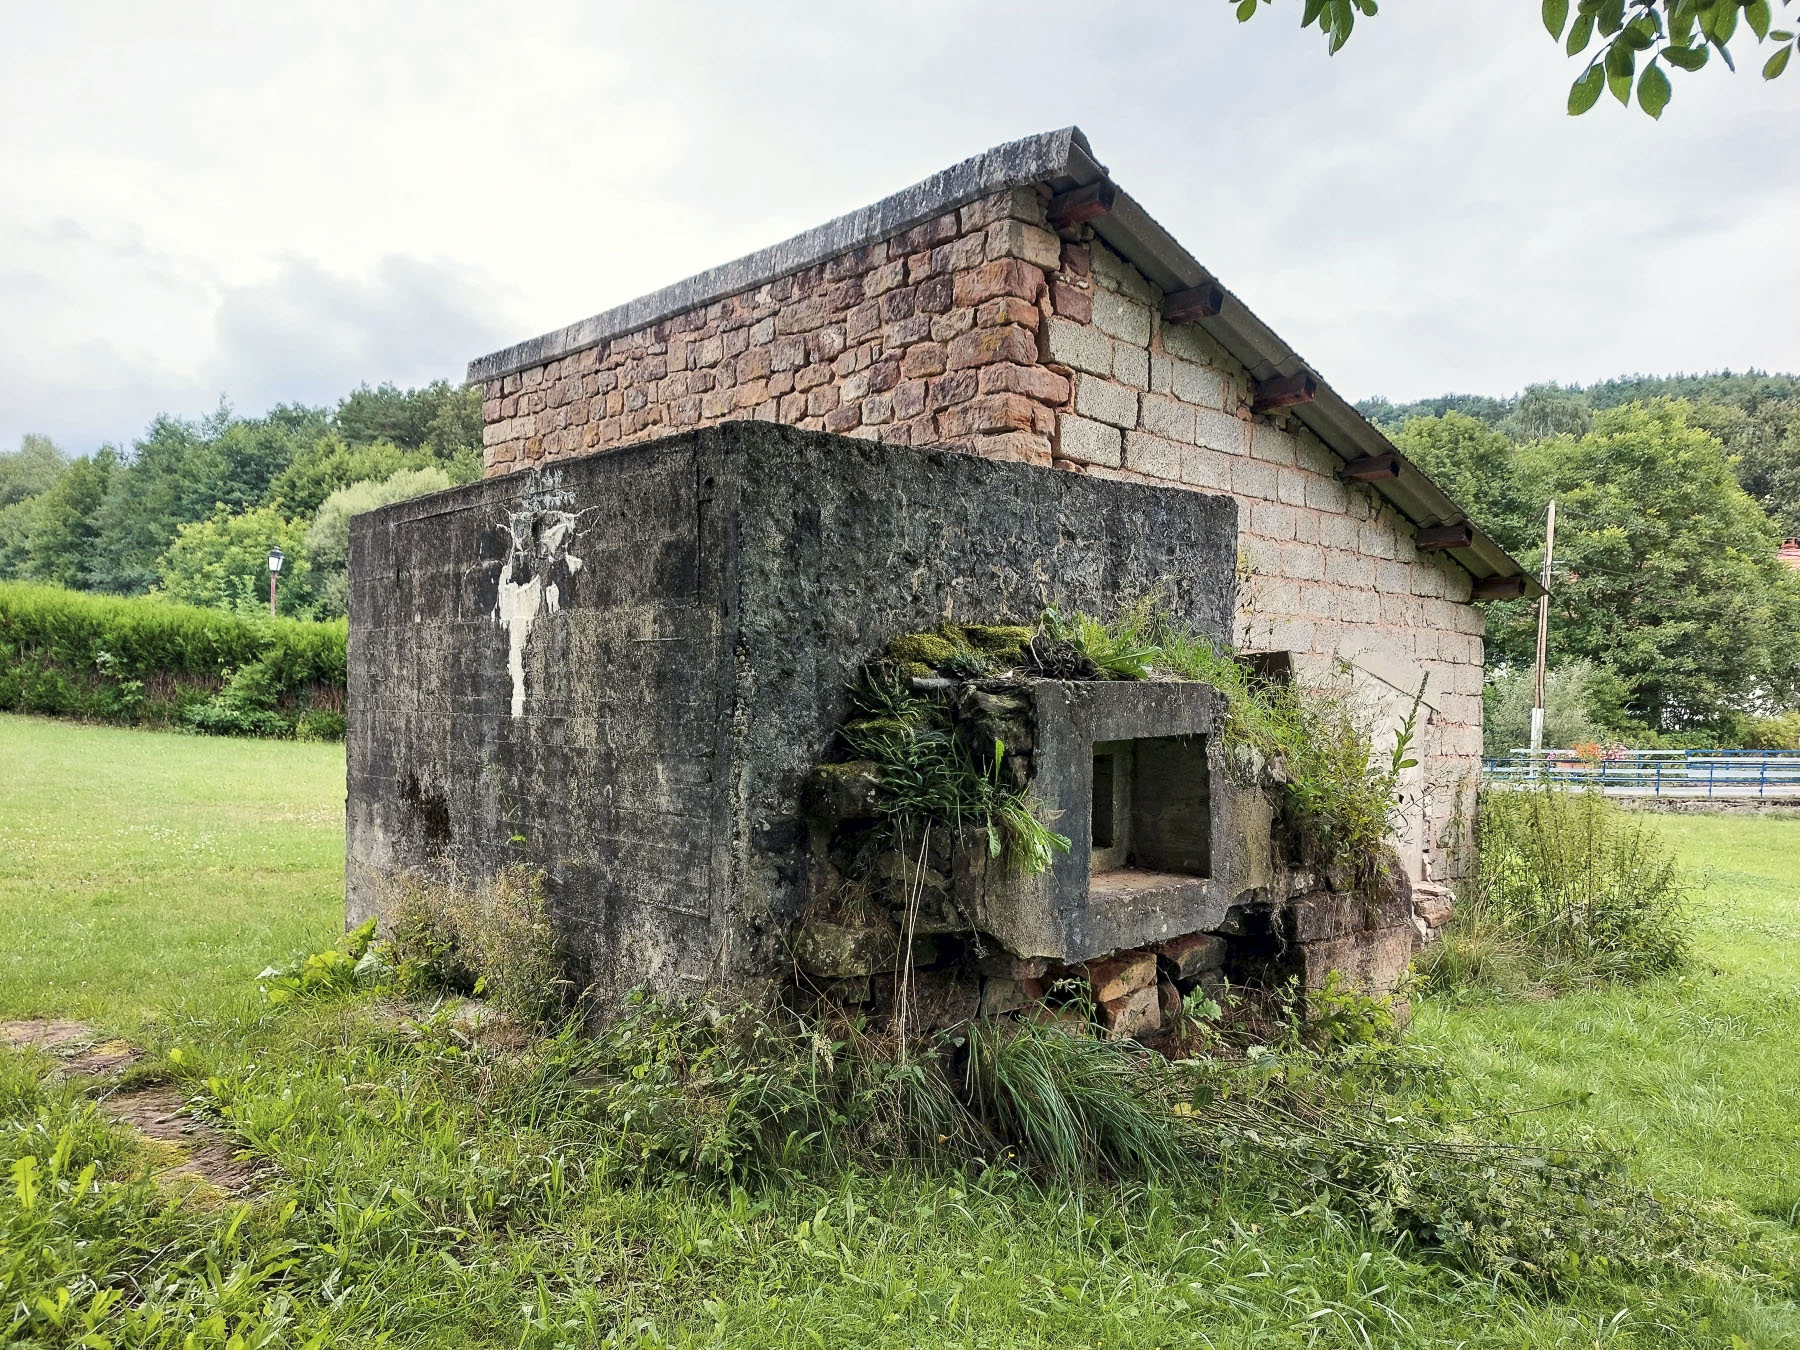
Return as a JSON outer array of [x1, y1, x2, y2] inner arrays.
[[1482, 748, 1800, 798]]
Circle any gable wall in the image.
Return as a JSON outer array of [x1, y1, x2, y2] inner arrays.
[[477, 188, 1485, 880]]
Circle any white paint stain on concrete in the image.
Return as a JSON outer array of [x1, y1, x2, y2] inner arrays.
[[494, 509, 583, 718]]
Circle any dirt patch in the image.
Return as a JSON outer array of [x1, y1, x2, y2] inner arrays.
[[102, 1085, 263, 1197], [1, 1018, 143, 1076], [67, 1040, 142, 1074], [2, 1018, 100, 1052], [3, 1019, 257, 1195]]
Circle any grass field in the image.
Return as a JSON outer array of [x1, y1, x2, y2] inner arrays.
[[1419, 812, 1800, 1223], [0, 714, 344, 1029], [3, 712, 1799, 1347]]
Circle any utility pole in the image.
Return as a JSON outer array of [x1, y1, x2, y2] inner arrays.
[[1529, 500, 1556, 769]]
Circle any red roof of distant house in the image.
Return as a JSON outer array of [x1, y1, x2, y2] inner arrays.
[[1781, 538, 1800, 571]]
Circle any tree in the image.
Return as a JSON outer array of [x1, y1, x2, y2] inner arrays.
[[1711, 398, 1800, 536], [155, 505, 315, 618], [1235, 0, 1797, 118], [264, 436, 457, 516], [84, 402, 331, 594], [86, 410, 230, 595], [304, 465, 455, 617], [1483, 661, 1606, 757], [1497, 384, 1593, 443], [335, 381, 482, 461], [0, 500, 35, 578], [20, 449, 117, 590], [0, 436, 68, 578], [1488, 402, 1800, 732], [1393, 412, 1538, 555], [0, 434, 66, 509]]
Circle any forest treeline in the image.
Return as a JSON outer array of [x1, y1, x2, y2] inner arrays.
[[1361, 372, 1800, 751], [2, 371, 1797, 750], [0, 381, 481, 619]]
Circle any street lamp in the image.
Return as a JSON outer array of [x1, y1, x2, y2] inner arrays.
[[267, 545, 284, 617]]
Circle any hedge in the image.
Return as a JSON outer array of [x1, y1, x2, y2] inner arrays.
[[0, 581, 347, 738]]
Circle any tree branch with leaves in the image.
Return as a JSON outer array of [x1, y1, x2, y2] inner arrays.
[[1234, 0, 1796, 118]]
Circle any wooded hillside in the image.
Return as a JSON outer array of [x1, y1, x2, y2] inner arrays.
[[1360, 374, 1800, 749], [0, 382, 480, 620]]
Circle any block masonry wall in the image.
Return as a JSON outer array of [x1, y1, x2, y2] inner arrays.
[[478, 186, 1485, 879]]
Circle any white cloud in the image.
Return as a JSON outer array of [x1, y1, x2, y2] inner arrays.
[[2, 0, 1794, 454]]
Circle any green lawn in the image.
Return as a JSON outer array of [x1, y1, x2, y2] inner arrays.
[[1417, 812, 1800, 1221], [3, 712, 1798, 1348], [0, 714, 344, 1029]]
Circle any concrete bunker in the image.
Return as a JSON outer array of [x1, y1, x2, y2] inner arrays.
[[347, 422, 1431, 1043]]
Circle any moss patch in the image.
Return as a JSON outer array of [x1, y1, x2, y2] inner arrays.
[[886, 623, 1034, 679]]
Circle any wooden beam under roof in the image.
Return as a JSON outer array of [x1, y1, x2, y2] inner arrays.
[[1472, 575, 1528, 600], [1252, 372, 1317, 414], [1417, 522, 1475, 551], [1340, 452, 1400, 482], [1047, 180, 1116, 229], [1162, 283, 1224, 325]]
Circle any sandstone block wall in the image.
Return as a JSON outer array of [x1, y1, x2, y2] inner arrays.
[[477, 188, 1485, 880]]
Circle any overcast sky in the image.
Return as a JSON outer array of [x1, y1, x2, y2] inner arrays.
[[4, 1, 1795, 455]]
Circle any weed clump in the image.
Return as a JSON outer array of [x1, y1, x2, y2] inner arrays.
[[1423, 787, 1692, 994], [838, 665, 1070, 875], [385, 867, 572, 1024], [262, 869, 572, 1024]]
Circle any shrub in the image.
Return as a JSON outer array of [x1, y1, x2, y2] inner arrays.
[[155, 504, 315, 618], [1425, 786, 1692, 992], [295, 708, 348, 741], [305, 464, 454, 617], [0, 580, 344, 735], [1743, 709, 1800, 750], [1482, 660, 1606, 758]]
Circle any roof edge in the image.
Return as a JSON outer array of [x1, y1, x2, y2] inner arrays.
[[466, 127, 1538, 592], [467, 127, 1090, 385]]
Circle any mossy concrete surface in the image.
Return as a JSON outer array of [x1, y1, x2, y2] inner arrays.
[[347, 425, 1236, 1015]]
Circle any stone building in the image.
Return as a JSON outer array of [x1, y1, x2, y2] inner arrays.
[[347, 129, 1534, 1028], [469, 128, 1531, 882]]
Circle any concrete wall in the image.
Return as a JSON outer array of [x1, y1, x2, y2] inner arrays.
[[349, 423, 1237, 1011], [474, 187, 1485, 880]]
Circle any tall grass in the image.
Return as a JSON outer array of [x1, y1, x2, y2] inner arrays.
[[962, 1017, 1200, 1182], [1424, 786, 1692, 993]]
